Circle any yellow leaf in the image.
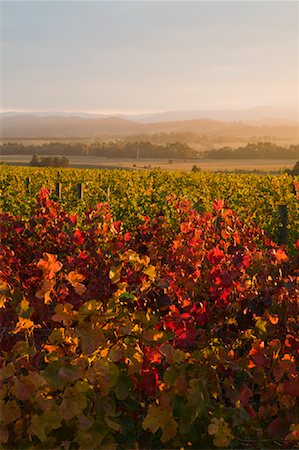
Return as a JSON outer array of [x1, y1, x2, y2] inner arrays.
[[126, 250, 140, 262], [143, 404, 177, 443], [140, 255, 150, 266], [143, 265, 156, 279], [0, 280, 10, 308], [0, 296, 7, 308], [133, 351, 143, 363], [12, 317, 36, 334], [52, 303, 77, 326], [153, 332, 164, 341], [109, 265, 122, 283], [208, 418, 233, 448], [255, 318, 268, 337]]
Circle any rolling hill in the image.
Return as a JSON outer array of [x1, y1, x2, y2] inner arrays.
[[1, 114, 298, 141]]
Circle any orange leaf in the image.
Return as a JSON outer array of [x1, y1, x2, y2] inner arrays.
[[67, 271, 86, 295], [12, 317, 36, 334], [273, 249, 288, 264], [36, 279, 55, 304], [37, 253, 62, 279], [52, 303, 77, 326], [269, 315, 279, 324]]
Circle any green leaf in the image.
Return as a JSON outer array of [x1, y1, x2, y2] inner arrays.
[[115, 376, 130, 401], [255, 318, 268, 338]]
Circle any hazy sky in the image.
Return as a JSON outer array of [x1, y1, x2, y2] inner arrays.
[[1, 1, 299, 113]]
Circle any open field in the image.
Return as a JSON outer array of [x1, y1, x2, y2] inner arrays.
[[0, 154, 298, 172]]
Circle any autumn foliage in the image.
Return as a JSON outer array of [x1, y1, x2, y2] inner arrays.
[[0, 189, 298, 449]]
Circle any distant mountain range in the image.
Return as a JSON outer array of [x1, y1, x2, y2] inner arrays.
[[0, 105, 298, 140], [1, 103, 298, 122]]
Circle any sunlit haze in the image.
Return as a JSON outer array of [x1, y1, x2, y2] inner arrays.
[[1, 1, 299, 115]]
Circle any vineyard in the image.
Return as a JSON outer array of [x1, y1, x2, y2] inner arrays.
[[1, 166, 299, 246], [0, 166, 299, 449]]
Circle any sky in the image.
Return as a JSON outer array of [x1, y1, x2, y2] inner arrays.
[[1, 1, 299, 114]]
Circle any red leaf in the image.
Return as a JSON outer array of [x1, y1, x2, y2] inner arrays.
[[213, 199, 225, 211], [207, 246, 225, 265], [74, 229, 84, 245], [39, 187, 50, 200], [139, 368, 159, 396], [249, 342, 269, 368], [144, 347, 163, 366], [69, 214, 77, 226], [267, 417, 289, 440], [239, 384, 253, 407], [283, 381, 299, 397]]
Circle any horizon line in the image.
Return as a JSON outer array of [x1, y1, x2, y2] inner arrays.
[[1, 103, 298, 116]]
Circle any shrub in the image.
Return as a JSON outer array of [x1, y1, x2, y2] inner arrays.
[[192, 164, 201, 172], [0, 191, 298, 449], [30, 155, 70, 168]]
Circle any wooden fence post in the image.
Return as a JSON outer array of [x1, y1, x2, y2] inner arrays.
[[56, 182, 62, 199], [215, 217, 222, 234], [25, 177, 31, 194], [77, 183, 83, 200], [278, 204, 288, 245]]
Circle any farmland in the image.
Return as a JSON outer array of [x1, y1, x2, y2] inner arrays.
[[1, 154, 298, 172], [0, 166, 299, 449]]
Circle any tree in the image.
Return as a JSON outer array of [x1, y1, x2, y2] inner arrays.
[[30, 155, 40, 166], [291, 161, 299, 175]]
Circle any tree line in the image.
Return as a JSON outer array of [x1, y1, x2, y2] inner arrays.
[[1, 141, 198, 159], [1, 141, 299, 159], [202, 142, 299, 159]]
